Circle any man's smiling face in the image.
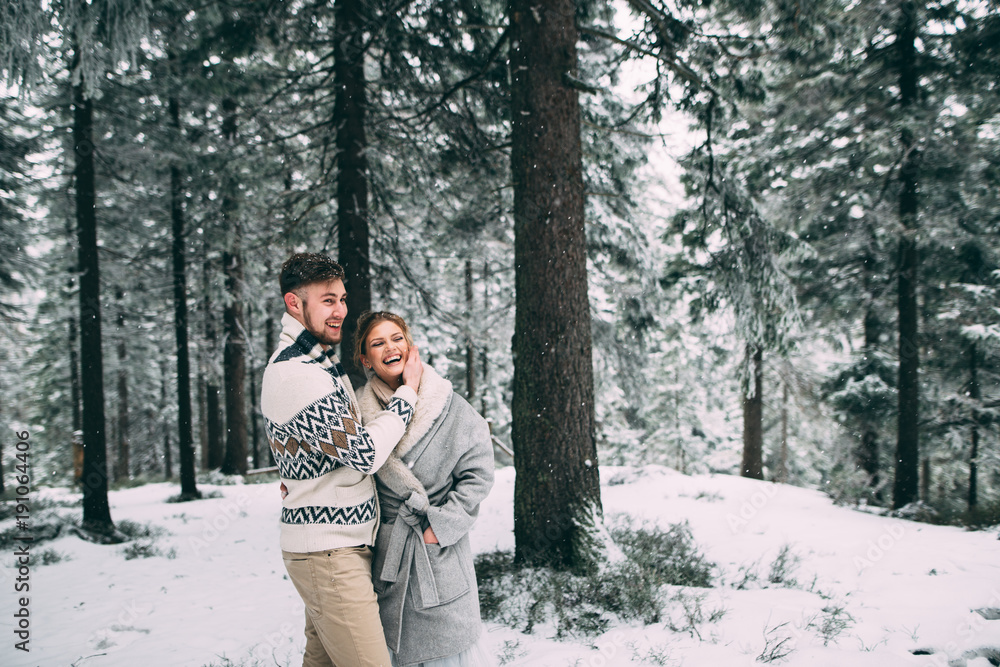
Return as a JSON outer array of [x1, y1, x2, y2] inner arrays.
[[297, 279, 347, 346]]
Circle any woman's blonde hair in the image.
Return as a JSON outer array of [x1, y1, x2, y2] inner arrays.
[[353, 310, 414, 372]]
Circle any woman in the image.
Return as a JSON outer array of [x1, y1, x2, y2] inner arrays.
[[354, 310, 495, 667]]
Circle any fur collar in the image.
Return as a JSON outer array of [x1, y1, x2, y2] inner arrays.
[[358, 363, 453, 459]]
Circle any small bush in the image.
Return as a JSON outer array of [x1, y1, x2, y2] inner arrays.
[[767, 544, 800, 588], [120, 540, 176, 560], [807, 604, 854, 646], [0, 512, 79, 550], [611, 518, 716, 588], [116, 520, 168, 540], [37, 548, 70, 565], [476, 519, 717, 638]]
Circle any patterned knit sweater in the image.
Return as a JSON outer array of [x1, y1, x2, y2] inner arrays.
[[261, 313, 417, 553]]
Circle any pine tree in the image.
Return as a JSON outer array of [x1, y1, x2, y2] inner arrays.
[[509, 0, 606, 571]]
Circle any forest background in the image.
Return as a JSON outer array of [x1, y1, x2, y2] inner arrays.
[[0, 0, 998, 567]]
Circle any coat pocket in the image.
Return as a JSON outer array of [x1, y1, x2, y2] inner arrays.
[[410, 537, 471, 609]]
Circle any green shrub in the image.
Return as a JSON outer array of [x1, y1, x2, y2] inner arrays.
[[610, 518, 716, 588], [476, 519, 718, 638]]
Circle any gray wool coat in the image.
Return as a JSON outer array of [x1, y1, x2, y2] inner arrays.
[[358, 366, 495, 667]]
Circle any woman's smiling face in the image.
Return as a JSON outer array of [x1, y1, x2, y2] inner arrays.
[[362, 320, 411, 388]]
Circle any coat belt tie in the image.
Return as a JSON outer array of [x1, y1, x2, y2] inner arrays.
[[377, 502, 439, 607]]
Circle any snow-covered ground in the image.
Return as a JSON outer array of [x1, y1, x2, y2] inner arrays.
[[2, 465, 999, 667]]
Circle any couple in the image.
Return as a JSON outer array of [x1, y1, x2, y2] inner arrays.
[[260, 253, 495, 667]]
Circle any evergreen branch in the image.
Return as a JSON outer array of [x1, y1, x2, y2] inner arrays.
[[579, 24, 718, 98], [403, 27, 510, 123]]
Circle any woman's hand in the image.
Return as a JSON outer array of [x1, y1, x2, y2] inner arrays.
[[423, 526, 438, 544], [402, 345, 422, 391]]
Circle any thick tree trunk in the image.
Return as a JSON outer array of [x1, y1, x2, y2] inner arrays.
[[114, 288, 130, 483], [73, 70, 115, 537], [170, 91, 201, 499], [741, 345, 764, 479], [509, 0, 603, 571], [334, 0, 371, 385], [892, 0, 921, 509]]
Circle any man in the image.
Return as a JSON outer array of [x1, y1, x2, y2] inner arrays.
[[261, 253, 421, 667]]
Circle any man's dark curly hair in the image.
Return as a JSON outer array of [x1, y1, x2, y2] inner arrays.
[[279, 253, 346, 296]]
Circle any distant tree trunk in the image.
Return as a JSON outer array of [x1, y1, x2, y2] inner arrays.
[[858, 303, 882, 501], [968, 341, 979, 511], [247, 314, 261, 470], [197, 376, 207, 468], [114, 288, 130, 483], [265, 310, 277, 466], [221, 243, 248, 476], [73, 61, 115, 537], [203, 251, 224, 470], [169, 87, 201, 500], [479, 260, 490, 416], [777, 380, 788, 483], [465, 260, 475, 400], [218, 93, 248, 476], [161, 358, 173, 479], [893, 0, 921, 510], [334, 0, 371, 385], [510, 0, 604, 571], [741, 345, 764, 479], [920, 457, 930, 502], [69, 310, 84, 484]]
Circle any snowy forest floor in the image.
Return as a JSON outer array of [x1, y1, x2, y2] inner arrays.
[[2, 465, 1000, 667]]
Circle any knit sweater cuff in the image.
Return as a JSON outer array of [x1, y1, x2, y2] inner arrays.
[[393, 385, 418, 411]]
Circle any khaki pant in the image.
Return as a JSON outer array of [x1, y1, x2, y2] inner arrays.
[[282, 545, 391, 667]]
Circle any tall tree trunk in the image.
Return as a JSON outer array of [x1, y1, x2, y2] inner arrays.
[[741, 344, 764, 479], [114, 288, 130, 483], [893, 0, 921, 509], [219, 94, 248, 476], [968, 342, 979, 510], [73, 61, 115, 537], [203, 250, 224, 469], [465, 260, 476, 400], [334, 0, 371, 385], [169, 88, 201, 499], [510, 0, 603, 571], [221, 242, 248, 475]]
